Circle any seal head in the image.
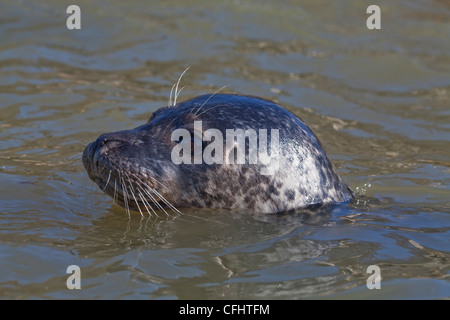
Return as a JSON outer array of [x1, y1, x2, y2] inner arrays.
[[82, 94, 352, 214]]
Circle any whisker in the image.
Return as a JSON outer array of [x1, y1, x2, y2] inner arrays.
[[169, 82, 176, 107], [121, 176, 131, 219], [173, 66, 190, 107], [175, 86, 185, 103], [102, 170, 112, 191], [131, 171, 170, 193], [129, 173, 176, 217], [137, 188, 153, 217], [129, 184, 144, 217], [137, 185, 160, 218], [151, 188, 183, 215], [133, 173, 189, 217], [129, 174, 217, 222], [113, 177, 118, 204], [193, 84, 230, 116], [141, 187, 169, 217], [125, 173, 144, 218], [113, 173, 224, 224], [97, 165, 107, 177], [195, 104, 226, 118]]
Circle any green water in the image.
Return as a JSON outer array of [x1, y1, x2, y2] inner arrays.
[[0, 0, 449, 299]]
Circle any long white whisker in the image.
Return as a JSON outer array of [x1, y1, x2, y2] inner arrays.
[[125, 173, 144, 217], [169, 82, 176, 107], [141, 188, 169, 217], [137, 185, 160, 218], [173, 66, 190, 106], [151, 189, 182, 215], [175, 86, 185, 103], [102, 170, 112, 191], [128, 182, 144, 218], [195, 104, 226, 118], [128, 174, 183, 214], [121, 177, 131, 219], [194, 84, 230, 116], [136, 188, 153, 217]]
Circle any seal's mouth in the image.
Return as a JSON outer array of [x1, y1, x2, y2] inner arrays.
[[82, 141, 179, 217]]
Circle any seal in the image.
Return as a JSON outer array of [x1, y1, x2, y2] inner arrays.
[[82, 93, 352, 215]]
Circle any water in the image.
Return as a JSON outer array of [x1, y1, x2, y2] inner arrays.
[[1, 0, 449, 299]]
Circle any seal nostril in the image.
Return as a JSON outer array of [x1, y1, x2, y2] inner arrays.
[[96, 133, 127, 151], [103, 139, 125, 150], [91, 138, 127, 169], [93, 131, 135, 155]]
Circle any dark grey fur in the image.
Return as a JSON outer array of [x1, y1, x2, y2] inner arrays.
[[82, 94, 352, 214]]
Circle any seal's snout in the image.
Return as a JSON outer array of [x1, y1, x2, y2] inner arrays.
[[95, 133, 128, 153], [89, 134, 129, 172], [82, 133, 129, 178], [96, 138, 126, 157]]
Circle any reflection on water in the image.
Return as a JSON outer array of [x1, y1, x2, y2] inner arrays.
[[0, 0, 449, 299]]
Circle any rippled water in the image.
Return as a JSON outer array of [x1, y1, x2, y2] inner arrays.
[[1, 0, 449, 299]]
